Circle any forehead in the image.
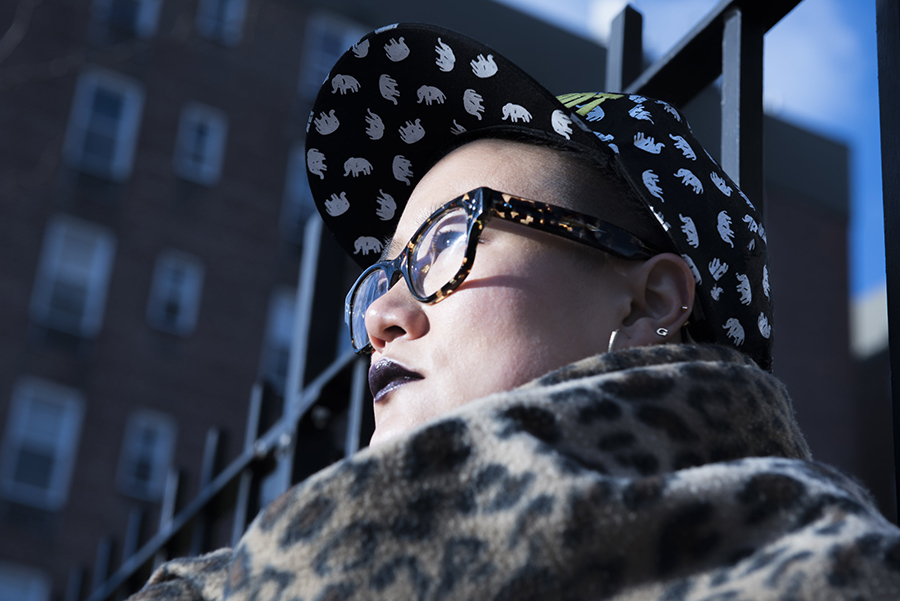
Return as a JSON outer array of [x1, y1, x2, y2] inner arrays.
[[383, 139, 576, 258]]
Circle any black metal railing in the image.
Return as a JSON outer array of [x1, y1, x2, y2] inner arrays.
[[876, 0, 900, 524], [80, 1, 830, 598]]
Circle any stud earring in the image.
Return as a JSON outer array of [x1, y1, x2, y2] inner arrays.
[[656, 327, 669, 337], [681, 306, 689, 312]]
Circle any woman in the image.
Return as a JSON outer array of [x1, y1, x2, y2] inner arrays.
[[134, 23, 900, 601]]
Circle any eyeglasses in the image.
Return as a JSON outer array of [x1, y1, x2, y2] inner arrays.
[[345, 187, 660, 353]]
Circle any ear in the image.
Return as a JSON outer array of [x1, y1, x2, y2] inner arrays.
[[619, 253, 696, 348]]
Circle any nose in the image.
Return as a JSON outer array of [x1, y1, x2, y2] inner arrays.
[[364, 279, 429, 352]]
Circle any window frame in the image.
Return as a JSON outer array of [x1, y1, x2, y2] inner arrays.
[[146, 250, 205, 336], [92, 0, 164, 39], [64, 67, 144, 181], [0, 562, 51, 601], [172, 102, 229, 186], [0, 378, 85, 511], [116, 409, 177, 501], [280, 142, 317, 244], [298, 12, 366, 100], [29, 215, 116, 338], [195, 0, 248, 46], [260, 288, 296, 394]]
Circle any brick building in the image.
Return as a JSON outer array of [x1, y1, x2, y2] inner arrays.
[[0, 0, 874, 599]]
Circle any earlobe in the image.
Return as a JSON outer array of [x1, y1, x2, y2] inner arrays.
[[619, 253, 695, 347]]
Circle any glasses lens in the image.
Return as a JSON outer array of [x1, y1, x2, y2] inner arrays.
[[350, 268, 389, 350], [411, 207, 469, 297]]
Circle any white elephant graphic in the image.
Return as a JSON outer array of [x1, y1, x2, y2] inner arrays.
[[629, 95, 647, 103], [634, 132, 664, 154], [723, 318, 745, 346], [393, 155, 413, 185], [758, 313, 771, 339], [669, 135, 696, 160], [354, 236, 383, 256], [681, 254, 701, 285], [375, 189, 396, 221], [306, 148, 326, 180], [470, 53, 498, 78], [675, 168, 703, 194], [463, 89, 484, 120], [379, 74, 400, 105], [435, 37, 455, 72], [324, 192, 350, 217], [586, 105, 605, 122], [501, 103, 532, 123], [717, 211, 735, 248], [711, 171, 733, 196], [709, 258, 729, 281], [365, 109, 384, 140], [656, 100, 682, 121], [417, 85, 446, 106], [352, 39, 369, 58], [314, 110, 339, 135], [679, 214, 699, 248], [343, 157, 372, 177], [331, 74, 360, 95], [628, 104, 653, 123], [551, 110, 573, 140], [450, 120, 466, 135], [384, 37, 409, 62], [642, 169, 664, 202], [736, 273, 752, 305], [399, 119, 425, 144], [711, 286, 723, 300]]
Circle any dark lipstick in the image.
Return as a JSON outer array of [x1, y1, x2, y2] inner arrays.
[[368, 359, 423, 403]]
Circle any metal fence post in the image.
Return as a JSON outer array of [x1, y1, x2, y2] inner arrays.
[[721, 7, 765, 216], [876, 0, 900, 518], [605, 5, 643, 91]]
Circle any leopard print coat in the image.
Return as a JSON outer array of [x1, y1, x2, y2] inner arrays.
[[132, 344, 900, 600]]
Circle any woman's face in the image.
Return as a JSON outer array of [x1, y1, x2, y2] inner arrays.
[[364, 139, 634, 446]]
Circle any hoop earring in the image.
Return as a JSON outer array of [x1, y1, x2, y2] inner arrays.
[[656, 327, 669, 337], [608, 329, 631, 353]]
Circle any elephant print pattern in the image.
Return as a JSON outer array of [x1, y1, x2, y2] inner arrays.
[[304, 24, 774, 369]]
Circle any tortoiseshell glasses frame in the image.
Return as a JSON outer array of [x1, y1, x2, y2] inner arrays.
[[345, 187, 661, 353]]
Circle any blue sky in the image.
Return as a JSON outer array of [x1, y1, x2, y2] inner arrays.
[[497, 0, 883, 299]]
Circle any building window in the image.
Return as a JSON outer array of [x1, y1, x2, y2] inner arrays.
[[298, 13, 366, 100], [0, 562, 50, 601], [146, 251, 204, 336], [117, 410, 176, 501], [64, 68, 144, 181], [173, 103, 228, 186], [280, 144, 316, 244], [30, 216, 116, 338], [260, 289, 295, 394], [196, 0, 248, 46], [93, 0, 163, 39], [0, 378, 85, 511]]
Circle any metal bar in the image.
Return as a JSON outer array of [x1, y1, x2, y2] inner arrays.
[[876, 0, 900, 520], [153, 468, 180, 569], [87, 349, 360, 600], [190, 428, 221, 555], [345, 357, 367, 457], [121, 507, 144, 561], [92, 539, 113, 595], [65, 567, 86, 601], [232, 383, 264, 546], [720, 7, 765, 215], [605, 5, 643, 91], [626, 0, 801, 107]]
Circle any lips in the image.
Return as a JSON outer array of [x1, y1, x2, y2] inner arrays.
[[368, 359, 423, 403]]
